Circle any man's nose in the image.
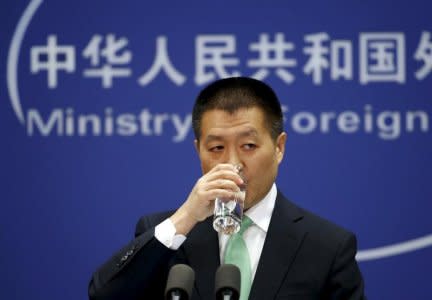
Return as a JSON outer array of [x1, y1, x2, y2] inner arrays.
[[225, 148, 242, 168]]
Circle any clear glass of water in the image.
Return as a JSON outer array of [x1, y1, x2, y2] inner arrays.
[[213, 164, 247, 235]]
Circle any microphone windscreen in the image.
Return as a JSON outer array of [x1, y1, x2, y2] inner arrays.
[[214, 264, 241, 298], [164, 264, 195, 299]]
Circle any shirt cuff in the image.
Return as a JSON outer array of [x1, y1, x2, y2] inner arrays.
[[155, 218, 187, 250]]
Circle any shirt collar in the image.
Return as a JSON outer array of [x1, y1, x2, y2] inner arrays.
[[244, 183, 277, 233]]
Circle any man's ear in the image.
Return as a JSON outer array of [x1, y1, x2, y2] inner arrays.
[[276, 132, 287, 164], [194, 139, 199, 153]]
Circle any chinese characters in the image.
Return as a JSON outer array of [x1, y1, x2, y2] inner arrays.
[[30, 31, 431, 89]]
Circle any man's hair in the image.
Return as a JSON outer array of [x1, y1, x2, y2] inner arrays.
[[192, 77, 284, 141]]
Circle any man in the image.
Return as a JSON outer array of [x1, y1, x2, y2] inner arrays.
[[88, 77, 366, 299]]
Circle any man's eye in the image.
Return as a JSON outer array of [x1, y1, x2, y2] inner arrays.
[[209, 145, 224, 152], [243, 144, 257, 150]]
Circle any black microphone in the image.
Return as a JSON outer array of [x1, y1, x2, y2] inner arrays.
[[214, 264, 241, 300], [165, 264, 195, 300]]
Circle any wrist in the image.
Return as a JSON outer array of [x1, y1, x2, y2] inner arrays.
[[170, 206, 199, 235]]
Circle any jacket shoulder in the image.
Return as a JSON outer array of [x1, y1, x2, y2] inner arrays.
[[278, 192, 355, 247]]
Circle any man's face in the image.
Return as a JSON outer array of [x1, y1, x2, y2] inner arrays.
[[195, 107, 286, 209]]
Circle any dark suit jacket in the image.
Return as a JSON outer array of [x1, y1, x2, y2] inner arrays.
[[88, 192, 366, 299]]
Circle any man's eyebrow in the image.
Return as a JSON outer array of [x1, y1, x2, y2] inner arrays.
[[204, 128, 259, 143], [238, 128, 259, 138], [204, 134, 224, 143]]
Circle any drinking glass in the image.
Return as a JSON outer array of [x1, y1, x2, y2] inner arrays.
[[213, 164, 246, 235]]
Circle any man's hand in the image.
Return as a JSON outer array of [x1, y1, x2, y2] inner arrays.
[[170, 164, 244, 235]]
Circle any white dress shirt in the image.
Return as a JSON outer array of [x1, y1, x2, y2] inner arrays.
[[155, 184, 277, 282]]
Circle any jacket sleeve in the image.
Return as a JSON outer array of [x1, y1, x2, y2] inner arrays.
[[88, 216, 179, 300], [327, 233, 366, 300]]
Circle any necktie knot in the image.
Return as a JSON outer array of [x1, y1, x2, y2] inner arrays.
[[238, 215, 253, 235]]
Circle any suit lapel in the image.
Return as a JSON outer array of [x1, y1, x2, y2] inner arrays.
[[249, 192, 307, 300], [182, 217, 220, 299]]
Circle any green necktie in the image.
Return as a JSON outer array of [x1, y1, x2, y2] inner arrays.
[[224, 216, 254, 300]]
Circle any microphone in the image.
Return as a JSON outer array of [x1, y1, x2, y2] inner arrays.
[[165, 264, 195, 300], [214, 264, 241, 300]]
